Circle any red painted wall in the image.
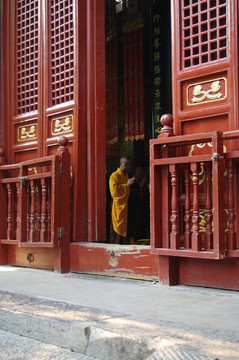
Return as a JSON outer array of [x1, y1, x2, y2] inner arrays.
[[179, 258, 239, 290]]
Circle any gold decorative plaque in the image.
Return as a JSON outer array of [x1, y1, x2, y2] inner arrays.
[[18, 124, 37, 142], [187, 77, 227, 106], [51, 115, 73, 135]]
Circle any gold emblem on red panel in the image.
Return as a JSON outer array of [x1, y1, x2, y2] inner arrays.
[[51, 115, 73, 135], [18, 124, 37, 141], [187, 77, 227, 105]]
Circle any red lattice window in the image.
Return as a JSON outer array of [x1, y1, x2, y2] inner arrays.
[[16, 0, 39, 115], [181, 0, 228, 69], [49, 0, 74, 106]]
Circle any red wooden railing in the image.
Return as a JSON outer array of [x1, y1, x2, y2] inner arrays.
[[0, 137, 71, 248], [150, 115, 239, 259]]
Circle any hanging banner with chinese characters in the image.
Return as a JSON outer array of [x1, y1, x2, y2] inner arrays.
[[105, 1, 118, 155], [123, 0, 144, 142], [152, 3, 162, 138]]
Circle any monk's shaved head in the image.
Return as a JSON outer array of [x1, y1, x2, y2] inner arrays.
[[120, 156, 129, 165]]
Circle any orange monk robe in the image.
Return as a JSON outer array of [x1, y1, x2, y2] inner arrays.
[[109, 168, 130, 237]]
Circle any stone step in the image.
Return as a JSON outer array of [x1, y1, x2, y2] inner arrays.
[[0, 290, 218, 360]]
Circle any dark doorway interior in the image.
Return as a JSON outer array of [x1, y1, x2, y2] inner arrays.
[[105, 0, 172, 242]]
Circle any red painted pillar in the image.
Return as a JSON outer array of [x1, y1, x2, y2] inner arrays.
[[54, 137, 71, 273], [86, 0, 106, 242]]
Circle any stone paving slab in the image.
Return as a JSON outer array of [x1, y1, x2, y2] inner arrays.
[[0, 328, 216, 360], [0, 329, 98, 360]]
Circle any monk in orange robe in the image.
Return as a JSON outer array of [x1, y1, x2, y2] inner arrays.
[[109, 157, 135, 244]]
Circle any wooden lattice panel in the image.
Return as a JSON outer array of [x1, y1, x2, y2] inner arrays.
[[181, 0, 228, 69], [49, 0, 74, 106], [16, 0, 39, 115]]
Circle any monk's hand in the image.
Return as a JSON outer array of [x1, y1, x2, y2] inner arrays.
[[127, 177, 136, 186]]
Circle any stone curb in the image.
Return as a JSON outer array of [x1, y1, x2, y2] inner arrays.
[[0, 293, 154, 360]]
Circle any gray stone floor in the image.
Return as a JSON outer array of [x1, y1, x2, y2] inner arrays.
[[0, 266, 238, 360], [0, 328, 217, 360], [0, 329, 98, 360]]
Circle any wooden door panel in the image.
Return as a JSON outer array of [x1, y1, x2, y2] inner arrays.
[[8, 0, 43, 163], [171, 0, 238, 138], [43, 0, 75, 157]]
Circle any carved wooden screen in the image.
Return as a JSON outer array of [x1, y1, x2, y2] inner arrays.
[[171, 0, 238, 137], [7, 0, 75, 163], [9, 0, 41, 163], [16, 0, 39, 115], [48, 0, 74, 107], [43, 0, 75, 156]]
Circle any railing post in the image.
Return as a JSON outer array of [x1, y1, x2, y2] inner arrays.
[[211, 133, 225, 258], [155, 115, 179, 285], [54, 136, 71, 273]]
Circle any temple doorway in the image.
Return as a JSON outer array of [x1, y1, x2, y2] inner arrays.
[[105, 0, 172, 243]]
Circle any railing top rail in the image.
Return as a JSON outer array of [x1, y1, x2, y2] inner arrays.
[[150, 131, 222, 146], [151, 154, 213, 166], [223, 130, 239, 140], [0, 164, 21, 171], [0, 155, 57, 172], [21, 155, 56, 167]]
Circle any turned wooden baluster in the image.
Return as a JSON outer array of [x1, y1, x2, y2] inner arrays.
[[227, 159, 236, 250], [184, 164, 191, 249], [7, 183, 14, 240], [169, 164, 180, 249], [27, 184, 31, 241], [29, 180, 36, 242], [35, 182, 41, 242], [47, 179, 51, 241], [191, 163, 201, 251], [204, 162, 213, 250], [40, 178, 48, 242], [16, 182, 20, 241]]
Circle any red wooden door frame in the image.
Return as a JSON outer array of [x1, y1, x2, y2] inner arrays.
[[73, 0, 106, 243], [86, 0, 106, 242]]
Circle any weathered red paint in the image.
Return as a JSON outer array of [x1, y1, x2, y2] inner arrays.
[[70, 243, 159, 281]]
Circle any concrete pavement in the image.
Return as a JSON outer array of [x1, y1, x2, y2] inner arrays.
[[0, 265, 238, 359]]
